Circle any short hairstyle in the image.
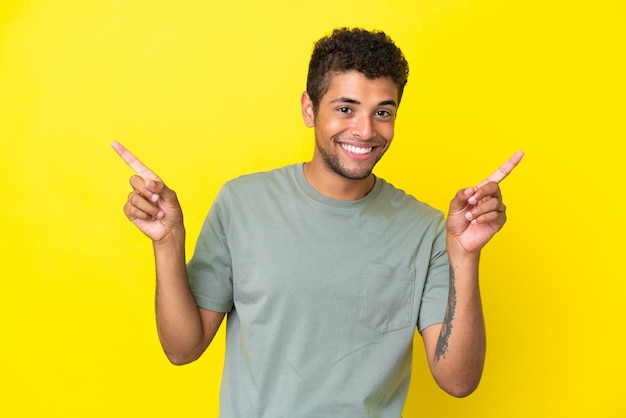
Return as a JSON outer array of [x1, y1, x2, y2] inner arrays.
[[306, 27, 409, 112]]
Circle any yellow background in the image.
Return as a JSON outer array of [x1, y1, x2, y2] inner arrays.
[[1, 1, 624, 417]]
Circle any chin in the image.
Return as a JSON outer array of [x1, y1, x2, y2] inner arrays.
[[335, 166, 375, 180]]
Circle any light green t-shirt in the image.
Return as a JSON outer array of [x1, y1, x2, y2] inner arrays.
[[188, 164, 449, 418]]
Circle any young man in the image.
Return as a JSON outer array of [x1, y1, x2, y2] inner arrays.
[[113, 28, 523, 417]]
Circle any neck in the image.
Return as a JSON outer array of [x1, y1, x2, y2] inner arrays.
[[303, 161, 376, 201]]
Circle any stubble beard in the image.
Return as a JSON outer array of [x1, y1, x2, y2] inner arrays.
[[315, 135, 383, 181]]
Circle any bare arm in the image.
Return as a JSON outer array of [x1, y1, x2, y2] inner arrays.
[[112, 141, 224, 365], [152, 225, 225, 365], [422, 151, 524, 397], [421, 250, 485, 397]]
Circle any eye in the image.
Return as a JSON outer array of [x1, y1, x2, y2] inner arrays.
[[337, 106, 352, 114], [376, 109, 393, 118]]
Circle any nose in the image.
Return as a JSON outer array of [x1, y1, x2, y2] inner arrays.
[[350, 115, 374, 139]]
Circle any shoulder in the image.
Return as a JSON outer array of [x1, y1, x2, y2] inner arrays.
[[376, 177, 444, 222], [224, 164, 296, 189], [217, 164, 300, 205]]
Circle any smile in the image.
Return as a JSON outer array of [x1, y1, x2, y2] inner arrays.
[[340, 144, 373, 155]]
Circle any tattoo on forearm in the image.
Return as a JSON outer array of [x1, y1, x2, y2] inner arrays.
[[435, 265, 456, 361]]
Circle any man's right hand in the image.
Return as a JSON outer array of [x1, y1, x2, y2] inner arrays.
[[112, 141, 184, 242]]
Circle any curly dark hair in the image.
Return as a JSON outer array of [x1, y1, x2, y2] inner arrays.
[[306, 28, 409, 112]]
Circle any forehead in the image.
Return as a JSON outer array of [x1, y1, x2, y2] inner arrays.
[[322, 70, 399, 104]]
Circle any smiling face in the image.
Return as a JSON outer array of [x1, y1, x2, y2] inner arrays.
[[302, 70, 399, 184]]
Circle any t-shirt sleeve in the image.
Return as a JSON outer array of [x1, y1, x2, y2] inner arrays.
[[417, 215, 450, 332], [187, 186, 234, 313]]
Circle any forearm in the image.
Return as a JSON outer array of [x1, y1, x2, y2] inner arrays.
[[152, 227, 205, 365], [429, 251, 486, 397]]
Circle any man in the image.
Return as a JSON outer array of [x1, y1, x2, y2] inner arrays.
[[113, 28, 523, 417]]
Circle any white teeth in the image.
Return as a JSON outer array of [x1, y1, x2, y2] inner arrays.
[[341, 144, 373, 155]]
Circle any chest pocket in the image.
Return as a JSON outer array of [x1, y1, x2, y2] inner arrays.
[[358, 263, 416, 334]]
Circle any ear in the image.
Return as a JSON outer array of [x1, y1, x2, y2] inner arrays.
[[301, 92, 315, 128]]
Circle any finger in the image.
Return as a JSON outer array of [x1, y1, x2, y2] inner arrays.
[[477, 150, 524, 188], [125, 201, 163, 222], [128, 190, 160, 216], [470, 210, 506, 227], [125, 192, 163, 221], [465, 197, 506, 223], [130, 175, 163, 203], [449, 187, 475, 214], [468, 182, 501, 205], [112, 141, 160, 181]]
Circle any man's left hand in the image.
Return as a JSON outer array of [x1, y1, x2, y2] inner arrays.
[[446, 151, 524, 255]]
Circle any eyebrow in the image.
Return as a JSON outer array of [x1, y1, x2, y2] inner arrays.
[[330, 97, 398, 107]]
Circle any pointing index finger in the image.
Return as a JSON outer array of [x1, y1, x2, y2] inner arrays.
[[477, 150, 524, 188], [111, 141, 160, 181]]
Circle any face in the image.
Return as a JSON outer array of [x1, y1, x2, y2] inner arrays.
[[302, 71, 399, 181]]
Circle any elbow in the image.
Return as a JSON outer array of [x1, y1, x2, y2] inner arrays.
[[158, 334, 210, 366], [163, 349, 202, 366], [437, 374, 482, 398], [166, 355, 194, 366], [444, 381, 480, 398], [430, 353, 485, 398]]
